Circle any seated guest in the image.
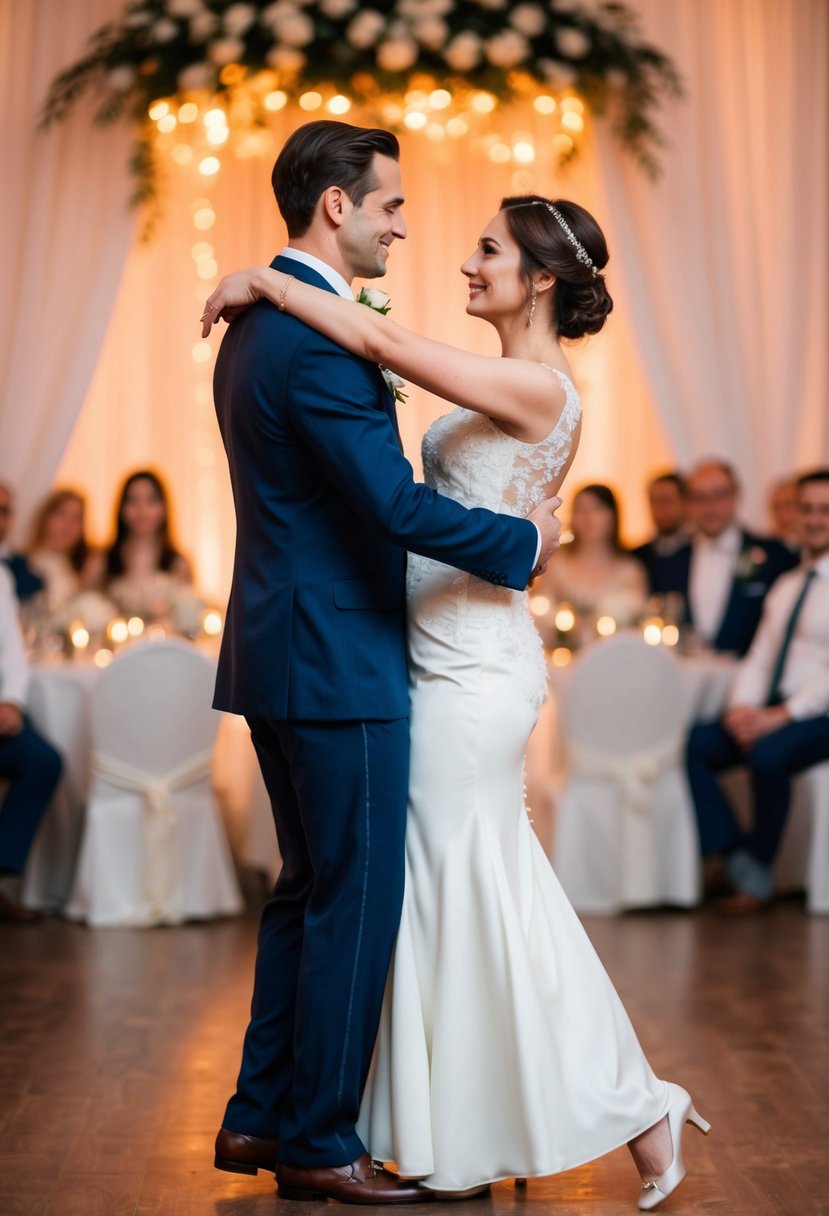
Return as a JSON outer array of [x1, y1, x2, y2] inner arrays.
[[658, 460, 797, 656], [104, 470, 193, 619], [0, 482, 44, 603], [632, 470, 691, 594], [539, 484, 648, 633], [686, 468, 829, 914], [768, 475, 801, 552], [27, 488, 99, 618], [0, 566, 63, 922]]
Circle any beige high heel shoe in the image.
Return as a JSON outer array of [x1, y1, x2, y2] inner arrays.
[[638, 1082, 711, 1210]]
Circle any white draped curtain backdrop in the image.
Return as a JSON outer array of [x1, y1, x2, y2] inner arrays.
[[1, 0, 826, 600]]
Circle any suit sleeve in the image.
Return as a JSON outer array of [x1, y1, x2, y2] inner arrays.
[[285, 332, 538, 591]]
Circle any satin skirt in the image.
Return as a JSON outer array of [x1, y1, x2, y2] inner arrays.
[[356, 601, 670, 1191]]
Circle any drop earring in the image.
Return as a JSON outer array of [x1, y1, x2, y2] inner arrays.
[[527, 282, 537, 327]]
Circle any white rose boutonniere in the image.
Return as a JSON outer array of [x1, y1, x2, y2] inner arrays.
[[735, 545, 769, 582], [357, 286, 408, 404]]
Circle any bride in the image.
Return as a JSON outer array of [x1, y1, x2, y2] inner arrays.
[[202, 193, 709, 1211]]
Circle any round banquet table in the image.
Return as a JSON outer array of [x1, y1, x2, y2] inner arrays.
[[524, 647, 738, 858], [21, 649, 280, 912]]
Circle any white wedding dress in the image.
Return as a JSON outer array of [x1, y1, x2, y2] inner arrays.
[[357, 369, 671, 1191]]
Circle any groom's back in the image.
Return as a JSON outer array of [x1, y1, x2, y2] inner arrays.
[[212, 292, 408, 723]]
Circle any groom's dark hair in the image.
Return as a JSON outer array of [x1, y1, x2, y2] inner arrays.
[[273, 121, 400, 238]]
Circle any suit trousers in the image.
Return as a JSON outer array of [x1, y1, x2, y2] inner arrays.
[[0, 722, 62, 874], [224, 716, 409, 1168], [686, 716, 829, 863]]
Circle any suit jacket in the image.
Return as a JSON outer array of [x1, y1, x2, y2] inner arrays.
[[632, 536, 690, 596], [1, 553, 44, 603], [213, 255, 537, 721], [658, 530, 798, 657]]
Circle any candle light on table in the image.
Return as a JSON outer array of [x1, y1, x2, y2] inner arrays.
[[596, 615, 617, 638], [643, 617, 664, 646], [127, 616, 145, 638], [554, 603, 575, 633], [202, 609, 223, 637], [107, 617, 129, 645], [661, 624, 680, 647], [551, 646, 572, 667], [70, 623, 90, 651]]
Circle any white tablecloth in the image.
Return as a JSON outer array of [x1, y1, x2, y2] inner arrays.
[[22, 653, 280, 911]]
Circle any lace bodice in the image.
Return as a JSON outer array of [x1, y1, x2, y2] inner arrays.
[[419, 367, 580, 519], [407, 368, 581, 708]]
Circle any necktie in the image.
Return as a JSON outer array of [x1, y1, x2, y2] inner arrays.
[[766, 568, 817, 705]]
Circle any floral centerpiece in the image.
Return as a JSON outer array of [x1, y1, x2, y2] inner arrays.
[[41, 0, 681, 212]]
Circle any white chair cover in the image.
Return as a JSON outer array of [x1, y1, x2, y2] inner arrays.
[[774, 760, 829, 914], [66, 640, 242, 926], [553, 634, 701, 913]]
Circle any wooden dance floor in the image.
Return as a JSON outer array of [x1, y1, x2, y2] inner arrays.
[[2, 902, 827, 1216]]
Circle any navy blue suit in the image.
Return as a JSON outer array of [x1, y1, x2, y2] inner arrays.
[[651, 532, 797, 656], [1, 554, 44, 603], [214, 256, 537, 1167]]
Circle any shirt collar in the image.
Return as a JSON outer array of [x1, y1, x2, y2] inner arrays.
[[806, 552, 829, 579], [694, 524, 742, 555], [280, 248, 353, 299]]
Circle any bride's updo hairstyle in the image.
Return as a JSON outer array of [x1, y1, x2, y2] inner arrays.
[[500, 195, 612, 339]]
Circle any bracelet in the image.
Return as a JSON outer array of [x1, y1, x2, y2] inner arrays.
[[277, 275, 294, 312]]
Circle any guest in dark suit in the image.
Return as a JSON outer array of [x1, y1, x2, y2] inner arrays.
[[0, 566, 62, 922], [0, 483, 44, 603], [206, 122, 561, 1201], [669, 460, 797, 656], [632, 470, 691, 595], [687, 468, 829, 914]]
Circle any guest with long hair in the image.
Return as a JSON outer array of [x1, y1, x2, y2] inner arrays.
[[104, 471, 192, 618], [539, 483, 649, 635], [27, 488, 99, 616]]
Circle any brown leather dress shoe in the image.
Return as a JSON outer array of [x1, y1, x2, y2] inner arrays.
[[214, 1127, 278, 1175], [0, 892, 43, 923], [717, 890, 769, 917], [276, 1153, 433, 1204]]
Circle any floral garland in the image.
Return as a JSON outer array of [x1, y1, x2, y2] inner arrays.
[[41, 0, 681, 207]]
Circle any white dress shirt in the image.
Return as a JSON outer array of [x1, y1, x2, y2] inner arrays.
[[0, 564, 30, 709], [689, 525, 742, 642], [280, 247, 353, 299], [279, 249, 544, 571], [729, 553, 829, 720]]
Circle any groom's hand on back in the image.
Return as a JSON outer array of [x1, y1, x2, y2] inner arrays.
[[529, 496, 563, 576]]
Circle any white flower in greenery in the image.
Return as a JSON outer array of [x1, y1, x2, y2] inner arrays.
[[485, 29, 529, 68], [265, 45, 307, 71], [190, 11, 219, 41], [178, 60, 215, 89], [275, 9, 316, 46], [510, 3, 547, 37], [347, 9, 387, 49], [151, 17, 180, 42], [377, 36, 419, 71], [556, 26, 592, 57], [320, 0, 358, 18], [358, 286, 392, 313], [414, 17, 450, 50], [107, 64, 137, 92], [224, 3, 257, 36], [444, 30, 483, 71], [209, 37, 246, 65], [166, 0, 203, 16]]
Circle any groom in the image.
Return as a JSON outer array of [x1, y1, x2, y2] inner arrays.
[[210, 120, 562, 1203]]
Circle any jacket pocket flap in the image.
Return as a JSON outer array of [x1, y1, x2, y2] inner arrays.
[[332, 577, 403, 611]]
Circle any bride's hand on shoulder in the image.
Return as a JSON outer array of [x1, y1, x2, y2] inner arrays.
[[201, 267, 273, 336]]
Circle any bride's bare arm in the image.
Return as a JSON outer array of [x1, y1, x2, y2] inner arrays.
[[202, 266, 564, 436]]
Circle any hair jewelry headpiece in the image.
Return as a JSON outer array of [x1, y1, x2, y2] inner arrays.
[[521, 200, 598, 278]]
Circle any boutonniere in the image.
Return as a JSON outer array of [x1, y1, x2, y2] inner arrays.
[[357, 286, 408, 405], [735, 545, 768, 581]]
